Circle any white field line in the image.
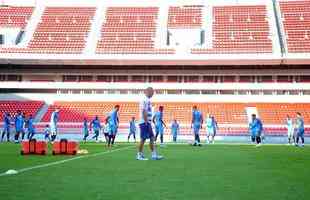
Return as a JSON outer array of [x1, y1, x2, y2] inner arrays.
[[0, 145, 134, 177]]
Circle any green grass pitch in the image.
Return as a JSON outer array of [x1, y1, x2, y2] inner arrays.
[[0, 143, 309, 200]]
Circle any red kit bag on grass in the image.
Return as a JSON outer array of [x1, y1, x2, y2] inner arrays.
[[52, 139, 79, 155], [21, 139, 47, 155], [35, 141, 48, 155]]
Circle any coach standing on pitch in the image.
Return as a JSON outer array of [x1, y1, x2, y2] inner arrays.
[[136, 87, 163, 160]]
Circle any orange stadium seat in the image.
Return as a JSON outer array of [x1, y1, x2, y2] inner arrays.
[[27, 7, 95, 54], [0, 101, 44, 121], [279, 0, 310, 53], [96, 7, 174, 54], [168, 5, 203, 29], [255, 103, 310, 124], [0, 6, 33, 29], [192, 5, 273, 54]]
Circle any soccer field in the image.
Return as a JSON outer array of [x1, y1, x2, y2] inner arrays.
[[0, 143, 309, 200]]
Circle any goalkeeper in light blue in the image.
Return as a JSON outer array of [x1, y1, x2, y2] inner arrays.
[[206, 114, 218, 144]]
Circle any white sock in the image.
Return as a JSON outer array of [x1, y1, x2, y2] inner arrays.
[[152, 151, 157, 158]]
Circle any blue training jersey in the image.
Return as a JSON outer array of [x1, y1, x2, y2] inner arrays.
[[171, 122, 179, 133], [192, 110, 202, 125], [28, 118, 35, 131], [129, 120, 136, 132], [83, 120, 88, 129], [15, 114, 24, 129], [296, 117, 304, 131], [3, 114, 10, 127], [108, 109, 118, 126], [154, 111, 164, 126], [91, 119, 101, 130], [249, 118, 263, 134]]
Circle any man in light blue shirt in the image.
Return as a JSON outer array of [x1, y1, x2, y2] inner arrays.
[[191, 105, 203, 146]]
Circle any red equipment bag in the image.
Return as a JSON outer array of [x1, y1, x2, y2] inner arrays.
[[21, 139, 47, 155], [52, 139, 79, 155], [35, 141, 48, 155], [52, 141, 61, 155], [67, 141, 79, 155]]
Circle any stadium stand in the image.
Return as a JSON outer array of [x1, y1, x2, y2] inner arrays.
[[96, 7, 174, 54], [0, 101, 44, 121], [167, 5, 203, 29], [192, 5, 273, 54], [279, 0, 310, 53], [255, 103, 310, 124], [41, 102, 247, 124], [28, 7, 96, 54], [0, 6, 33, 29], [41, 101, 140, 123]]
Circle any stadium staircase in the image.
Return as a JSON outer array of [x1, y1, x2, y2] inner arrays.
[[155, 4, 169, 49], [20, 4, 45, 47], [33, 102, 49, 123], [84, 5, 106, 54]]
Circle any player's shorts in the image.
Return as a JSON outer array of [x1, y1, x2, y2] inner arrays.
[[208, 128, 216, 136], [104, 132, 109, 137], [129, 130, 136, 136], [28, 128, 35, 134], [109, 124, 118, 136], [139, 122, 154, 141], [155, 124, 164, 135], [93, 129, 99, 135], [296, 129, 304, 137], [15, 126, 22, 133], [171, 130, 177, 136], [193, 124, 201, 135], [255, 130, 262, 137]]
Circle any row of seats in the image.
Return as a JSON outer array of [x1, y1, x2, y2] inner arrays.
[[0, 101, 44, 121], [193, 5, 273, 54], [96, 7, 173, 54], [27, 7, 95, 54], [0, 2, 310, 54], [0, 6, 33, 28], [168, 6, 203, 29], [279, 0, 310, 53], [39, 102, 310, 125]]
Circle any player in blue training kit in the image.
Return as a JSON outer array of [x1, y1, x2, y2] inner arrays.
[[91, 116, 101, 142], [128, 117, 136, 142], [26, 115, 36, 140], [44, 124, 51, 141], [1, 112, 11, 142], [14, 110, 24, 143], [21, 112, 27, 140], [191, 105, 203, 146], [136, 87, 163, 160], [206, 114, 218, 144], [82, 118, 89, 143], [295, 112, 305, 147], [153, 106, 167, 147], [171, 119, 180, 142], [249, 114, 263, 146], [50, 109, 59, 142], [107, 105, 120, 148]]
